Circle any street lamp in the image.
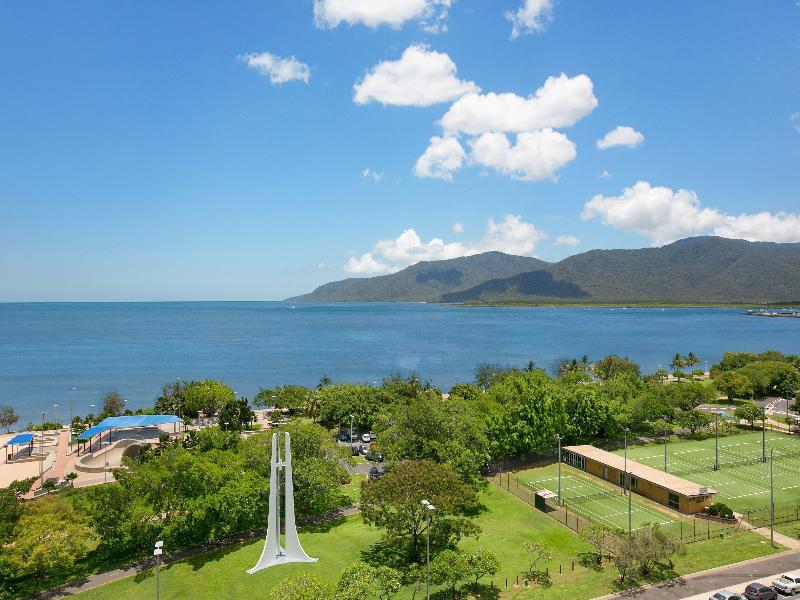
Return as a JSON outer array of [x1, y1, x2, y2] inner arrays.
[[624, 427, 631, 534], [663, 416, 669, 472], [40, 411, 46, 484], [349, 414, 354, 443], [154, 540, 164, 599], [556, 434, 562, 505], [69, 387, 76, 452], [420, 500, 435, 600], [53, 405, 59, 427], [770, 449, 775, 548], [761, 408, 767, 464], [104, 460, 109, 484], [714, 412, 720, 471]]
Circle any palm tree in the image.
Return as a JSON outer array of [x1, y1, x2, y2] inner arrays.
[[686, 352, 700, 368], [670, 353, 685, 371]]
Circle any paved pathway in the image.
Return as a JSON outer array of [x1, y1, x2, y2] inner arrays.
[[601, 551, 800, 599], [23, 429, 68, 499]]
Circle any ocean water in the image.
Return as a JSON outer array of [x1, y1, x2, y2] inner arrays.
[[0, 302, 798, 428]]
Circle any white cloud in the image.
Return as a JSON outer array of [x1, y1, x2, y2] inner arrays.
[[239, 52, 311, 85], [440, 73, 598, 135], [344, 215, 547, 274], [362, 168, 383, 183], [791, 112, 800, 133], [451, 222, 464, 234], [582, 181, 800, 245], [599, 170, 611, 178], [313, 0, 450, 30], [468, 129, 577, 181], [414, 136, 465, 180], [596, 126, 645, 150], [506, 0, 554, 39], [555, 235, 580, 246], [354, 45, 479, 107]]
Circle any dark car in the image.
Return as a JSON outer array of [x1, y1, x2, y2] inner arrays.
[[368, 466, 383, 481], [710, 592, 742, 600], [337, 433, 350, 442], [365, 450, 384, 462], [351, 446, 360, 456], [744, 583, 776, 600]]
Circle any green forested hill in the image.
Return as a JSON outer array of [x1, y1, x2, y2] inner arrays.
[[291, 237, 800, 304]]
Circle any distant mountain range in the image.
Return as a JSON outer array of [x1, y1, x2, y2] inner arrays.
[[289, 237, 800, 304]]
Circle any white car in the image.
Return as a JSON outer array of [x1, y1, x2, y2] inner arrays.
[[709, 592, 741, 600], [772, 573, 800, 595], [361, 433, 371, 443]]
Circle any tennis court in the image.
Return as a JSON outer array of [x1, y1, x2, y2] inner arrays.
[[520, 463, 679, 531], [618, 431, 800, 513]]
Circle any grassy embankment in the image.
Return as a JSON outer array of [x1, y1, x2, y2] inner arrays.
[[76, 480, 781, 600]]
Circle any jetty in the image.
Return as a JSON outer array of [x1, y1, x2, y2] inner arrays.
[[743, 309, 800, 318]]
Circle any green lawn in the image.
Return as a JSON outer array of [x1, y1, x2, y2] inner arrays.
[[615, 430, 800, 514], [75, 481, 783, 600]]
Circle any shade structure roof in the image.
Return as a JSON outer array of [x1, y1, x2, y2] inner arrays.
[[564, 444, 718, 498], [77, 414, 181, 440], [4, 433, 34, 446]]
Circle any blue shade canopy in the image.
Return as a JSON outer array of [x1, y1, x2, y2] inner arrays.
[[77, 415, 181, 440], [4, 433, 34, 446]]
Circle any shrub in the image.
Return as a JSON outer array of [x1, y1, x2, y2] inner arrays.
[[707, 502, 734, 519]]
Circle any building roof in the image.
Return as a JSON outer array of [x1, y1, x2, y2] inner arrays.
[[78, 414, 181, 440], [565, 444, 717, 497], [4, 433, 34, 446]]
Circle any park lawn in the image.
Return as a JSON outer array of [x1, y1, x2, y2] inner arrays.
[[774, 521, 800, 539], [74, 483, 783, 600]]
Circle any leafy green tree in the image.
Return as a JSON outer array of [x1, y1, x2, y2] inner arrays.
[[6, 497, 98, 579], [713, 371, 753, 401], [218, 396, 255, 431], [466, 548, 501, 588], [778, 372, 800, 400], [101, 390, 125, 417], [195, 427, 239, 452], [0, 488, 22, 543], [430, 549, 470, 599], [734, 402, 763, 429], [153, 380, 186, 415], [360, 460, 480, 562], [670, 353, 686, 371], [316, 384, 391, 433], [272, 572, 331, 600], [448, 383, 482, 402], [334, 562, 401, 600], [654, 369, 669, 382], [580, 523, 622, 565], [676, 408, 712, 435], [254, 384, 311, 412], [522, 539, 551, 575], [593, 355, 641, 381], [181, 380, 235, 418], [0, 405, 19, 433], [564, 383, 613, 442], [474, 363, 505, 391]]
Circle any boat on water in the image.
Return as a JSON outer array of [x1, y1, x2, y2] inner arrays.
[[742, 309, 800, 318]]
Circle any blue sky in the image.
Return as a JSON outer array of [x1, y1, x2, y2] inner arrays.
[[1, 1, 798, 301]]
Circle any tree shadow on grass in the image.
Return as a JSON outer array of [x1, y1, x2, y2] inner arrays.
[[301, 515, 347, 534], [610, 562, 683, 596], [359, 539, 410, 570]]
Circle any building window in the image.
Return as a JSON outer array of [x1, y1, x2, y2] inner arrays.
[[668, 492, 679, 510], [630, 475, 638, 488]]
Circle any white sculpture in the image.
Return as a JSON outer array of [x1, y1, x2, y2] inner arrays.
[[247, 431, 317, 574]]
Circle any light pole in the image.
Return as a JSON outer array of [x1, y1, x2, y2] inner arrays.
[[420, 500, 435, 600], [40, 411, 45, 484], [349, 414, 354, 443], [623, 428, 628, 494], [104, 460, 109, 484], [770, 449, 775, 548], [762, 408, 767, 464], [624, 427, 631, 534], [714, 413, 720, 471], [89, 404, 96, 427], [556, 434, 562, 505], [154, 540, 163, 599], [53, 405, 59, 427], [69, 387, 76, 452], [663, 416, 668, 472]]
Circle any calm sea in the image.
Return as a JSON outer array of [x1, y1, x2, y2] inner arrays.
[[0, 302, 797, 428]]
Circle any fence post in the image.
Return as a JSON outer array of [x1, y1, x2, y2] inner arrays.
[[680, 521, 683, 539], [707, 520, 710, 540], [693, 519, 696, 542], [572, 561, 575, 571]]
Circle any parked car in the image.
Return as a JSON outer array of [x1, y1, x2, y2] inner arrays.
[[365, 450, 384, 462], [361, 433, 371, 443], [337, 433, 350, 442], [772, 574, 800, 596], [368, 466, 383, 481], [351, 446, 360, 457], [359, 445, 368, 455], [744, 583, 777, 600], [369, 431, 377, 441], [710, 592, 742, 600]]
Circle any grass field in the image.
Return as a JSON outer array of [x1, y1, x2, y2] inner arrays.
[[519, 463, 680, 532], [614, 430, 800, 514], [74, 482, 782, 600]]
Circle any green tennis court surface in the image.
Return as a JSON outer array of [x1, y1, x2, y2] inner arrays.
[[616, 431, 800, 513], [521, 463, 679, 531]]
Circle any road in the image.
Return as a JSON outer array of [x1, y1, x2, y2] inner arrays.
[[607, 552, 800, 599]]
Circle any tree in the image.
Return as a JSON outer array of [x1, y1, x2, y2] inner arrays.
[[272, 572, 331, 600], [360, 460, 480, 562], [448, 383, 482, 402], [316, 384, 391, 434], [255, 385, 311, 412], [217, 396, 255, 431], [580, 523, 622, 566], [0, 405, 18, 433], [430, 550, 470, 599], [102, 391, 125, 417], [474, 363, 504, 391], [778, 372, 800, 401], [0, 488, 22, 543], [181, 380, 235, 418], [734, 402, 762, 429], [713, 371, 753, 402], [670, 353, 686, 371], [676, 409, 712, 435], [153, 380, 186, 415], [522, 540, 551, 576], [466, 548, 500, 588], [593, 355, 641, 381], [6, 497, 98, 579], [334, 562, 401, 600], [654, 369, 669, 383]]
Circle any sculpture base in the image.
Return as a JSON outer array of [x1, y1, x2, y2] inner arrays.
[[246, 552, 318, 574]]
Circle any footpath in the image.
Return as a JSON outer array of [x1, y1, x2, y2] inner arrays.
[[23, 429, 69, 499]]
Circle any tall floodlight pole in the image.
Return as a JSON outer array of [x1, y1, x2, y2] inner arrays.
[[623, 428, 628, 494], [663, 416, 668, 472], [762, 409, 767, 464], [349, 414, 354, 443], [39, 411, 45, 484], [420, 500, 435, 600], [69, 387, 76, 452], [154, 541, 163, 600], [770, 449, 775, 548], [54, 405, 59, 427], [557, 434, 562, 505], [714, 413, 720, 471]]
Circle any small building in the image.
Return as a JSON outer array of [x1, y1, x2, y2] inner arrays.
[[564, 444, 717, 514]]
